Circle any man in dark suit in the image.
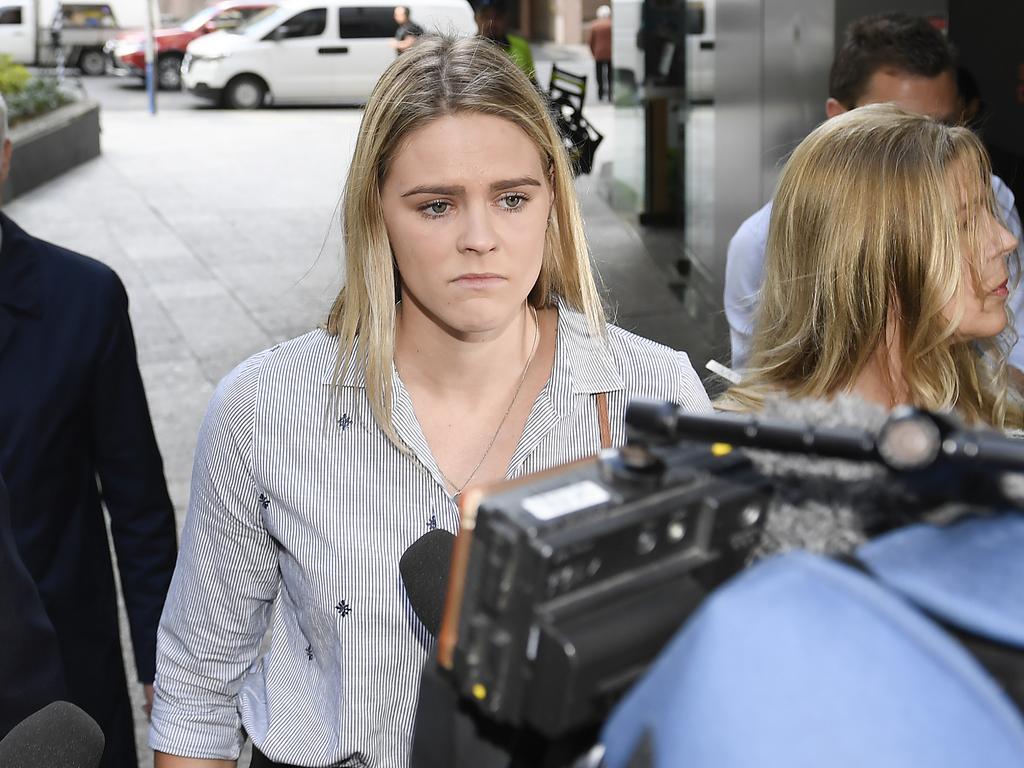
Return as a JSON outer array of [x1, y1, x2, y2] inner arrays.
[[0, 95, 178, 767], [0, 471, 66, 738]]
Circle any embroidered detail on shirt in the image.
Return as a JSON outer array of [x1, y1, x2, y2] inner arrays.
[[336, 600, 352, 617], [258, 493, 270, 509], [427, 514, 438, 531], [305, 644, 314, 660], [338, 413, 353, 431]]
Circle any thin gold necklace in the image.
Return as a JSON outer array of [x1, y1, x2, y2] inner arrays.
[[439, 306, 540, 499]]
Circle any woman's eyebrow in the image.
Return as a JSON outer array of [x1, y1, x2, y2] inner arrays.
[[401, 184, 463, 198], [400, 177, 542, 198], [491, 176, 542, 191]]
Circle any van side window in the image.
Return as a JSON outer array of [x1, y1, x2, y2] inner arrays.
[[0, 6, 22, 23], [274, 8, 326, 38], [338, 7, 397, 38]]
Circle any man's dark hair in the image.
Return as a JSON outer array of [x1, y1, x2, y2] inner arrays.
[[829, 13, 956, 108]]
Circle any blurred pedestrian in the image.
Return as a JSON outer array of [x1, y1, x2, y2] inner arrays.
[[390, 5, 423, 55], [476, 0, 536, 83], [0, 93, 178, 768], [589, 4, 612, 102]]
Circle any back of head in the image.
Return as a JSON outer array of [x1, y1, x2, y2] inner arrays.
[[729, 104, 1016, 428], [597, 5, 611, 20], [830, 13, 955, 109], [327, 35, 604, 442]]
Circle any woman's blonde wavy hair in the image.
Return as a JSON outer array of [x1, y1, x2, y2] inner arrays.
[[726, 103, 1022, 429], [325, 35, 606, 444]]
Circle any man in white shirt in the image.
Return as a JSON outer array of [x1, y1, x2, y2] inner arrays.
[[725, 13, 1023, 370]]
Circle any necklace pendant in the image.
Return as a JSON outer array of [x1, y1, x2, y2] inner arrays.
[[452, 492, 461, 506]]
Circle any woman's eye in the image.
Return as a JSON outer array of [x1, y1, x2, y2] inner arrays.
[[423, 201, 450, 216], [500, 194, 527, 211]]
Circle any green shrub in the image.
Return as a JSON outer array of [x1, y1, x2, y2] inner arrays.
[[0, 54, 31, 95], [6, 78, 71, 125], [0, 55, 72, 125]]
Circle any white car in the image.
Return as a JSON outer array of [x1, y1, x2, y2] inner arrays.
[[181, 0, 476, 108]]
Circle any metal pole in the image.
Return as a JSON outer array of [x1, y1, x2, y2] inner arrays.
[[144, 0, 157, 114]]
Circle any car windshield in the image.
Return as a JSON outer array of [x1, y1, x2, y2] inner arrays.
[[180, 5, 220, 32], [230, 5, 279, 33]]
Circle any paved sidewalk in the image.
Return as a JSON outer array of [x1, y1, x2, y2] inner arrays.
[[7, 101, 687, 766]]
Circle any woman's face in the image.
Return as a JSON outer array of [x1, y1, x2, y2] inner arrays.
[[380, 112, 552, 339], [945, 172, 1018, 341]]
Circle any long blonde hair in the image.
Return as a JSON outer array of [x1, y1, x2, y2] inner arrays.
[[727, 104, 1021, 428], [325, 35, 606, 443]]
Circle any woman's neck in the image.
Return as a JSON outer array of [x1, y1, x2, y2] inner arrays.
[[849, 332, 909, 410], [394, 299, 537, 400]]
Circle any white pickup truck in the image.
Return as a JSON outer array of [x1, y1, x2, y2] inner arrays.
[[0, 0, 145, 74]]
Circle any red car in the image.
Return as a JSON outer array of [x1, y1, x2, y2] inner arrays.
[[106, 0, 273, 90]]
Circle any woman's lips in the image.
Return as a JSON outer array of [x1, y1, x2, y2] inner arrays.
[[993, 279, 1009, 297], [453, 273, 504, 287]]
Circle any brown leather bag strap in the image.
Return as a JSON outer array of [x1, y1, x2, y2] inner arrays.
[[596, 391, 612, 449]]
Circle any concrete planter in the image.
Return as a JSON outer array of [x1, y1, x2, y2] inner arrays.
[[2, 99, 101, 203]]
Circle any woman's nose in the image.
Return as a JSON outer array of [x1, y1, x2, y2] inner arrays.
[[457, 202, 499, 255]]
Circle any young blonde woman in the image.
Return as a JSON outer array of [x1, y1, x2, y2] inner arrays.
[[149, 36, 711, 768], [725, 103, 1022, 430]]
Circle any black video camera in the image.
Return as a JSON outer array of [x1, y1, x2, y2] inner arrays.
[[435, 417, 770, 737], [413, 399, 1024, 767]]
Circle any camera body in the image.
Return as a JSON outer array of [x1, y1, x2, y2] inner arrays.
[[438, 440, 770, 737]]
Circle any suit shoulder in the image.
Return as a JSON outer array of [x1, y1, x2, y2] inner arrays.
[[28, 234, 122, 289]]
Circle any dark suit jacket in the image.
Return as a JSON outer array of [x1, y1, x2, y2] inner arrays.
[[0, 471, 66, 738], [0, 211, 177, 761]]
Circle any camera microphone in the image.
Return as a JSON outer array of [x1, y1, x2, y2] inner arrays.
[[400, 528, 455, 637], [0, 700, 105, 767]]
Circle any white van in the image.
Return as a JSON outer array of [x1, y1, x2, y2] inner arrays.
[[181, 0, 476, 108]]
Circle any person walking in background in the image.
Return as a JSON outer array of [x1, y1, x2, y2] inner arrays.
[[390, 5, 423, 55], [476, 0, 536, 83], [0, 92, 178, 768], [589, 5, 612, 102]]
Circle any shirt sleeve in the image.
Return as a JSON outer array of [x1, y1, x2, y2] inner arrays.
[[674, 351, 714, 414], [90, 271, 178, 684], [149, 351, 281, 761], [723, 203, 772, 371]]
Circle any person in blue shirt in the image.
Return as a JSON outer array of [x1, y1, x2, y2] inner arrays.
[[724, 13, 1022, 372]]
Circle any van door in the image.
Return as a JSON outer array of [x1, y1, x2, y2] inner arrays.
[[335, 5, 396, 100], [262, 7, 337, 102], [0, 2, 34, 64]]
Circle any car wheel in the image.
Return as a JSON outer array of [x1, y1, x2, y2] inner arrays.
[[224, 75, 266, 110], [157, 54, 183, 90], [79, 48, 107, 76]]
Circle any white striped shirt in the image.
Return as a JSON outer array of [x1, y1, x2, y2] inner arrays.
[[149, 304, 712, 767]]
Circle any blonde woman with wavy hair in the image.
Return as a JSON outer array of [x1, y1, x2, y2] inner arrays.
[[726, 104, 1021, 429], [151, 35, 711, 768]]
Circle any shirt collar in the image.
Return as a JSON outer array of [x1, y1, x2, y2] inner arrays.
[[324, 298, 624, 396]]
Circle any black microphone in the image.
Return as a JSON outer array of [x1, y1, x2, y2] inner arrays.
[[400, 529, 455, 636], [0, 700, 104, 767]]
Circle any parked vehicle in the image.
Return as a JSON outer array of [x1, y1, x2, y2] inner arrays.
[[106, 0, 273, 90], [181, 0, 475, 108], [0, 0, 132, 74]]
